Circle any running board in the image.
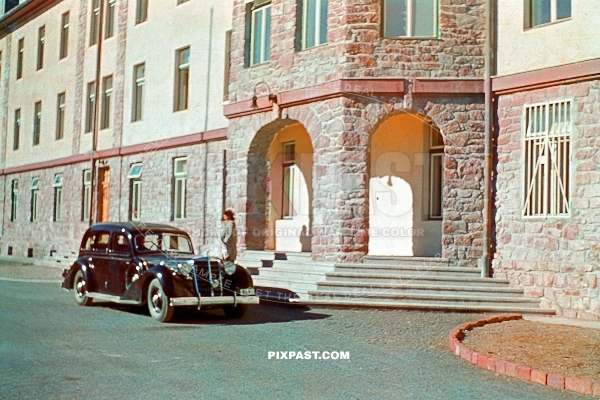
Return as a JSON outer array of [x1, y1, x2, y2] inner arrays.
[[87, 292, 142, 305]]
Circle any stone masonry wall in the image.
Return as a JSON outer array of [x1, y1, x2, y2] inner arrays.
[[227, 93, 486, 265], [0, 139, 227, 260], [494, 80, 600, 320], [228, 0, 486, 102]]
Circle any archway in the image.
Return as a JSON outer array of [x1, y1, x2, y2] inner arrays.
[[246, 119, 314, 252], [368, 113, 444, 257]]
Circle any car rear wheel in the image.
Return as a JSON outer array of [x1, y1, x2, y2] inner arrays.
[[73, 270, 92, 306], [223, 304, 247, 319], [147, 278, 174, 323]]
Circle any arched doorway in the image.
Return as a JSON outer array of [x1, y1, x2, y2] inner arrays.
[[368, 113, 444, 257], [246, 120, 313, 252]]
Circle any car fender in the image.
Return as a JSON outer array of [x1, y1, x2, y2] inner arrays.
[[62, 259, 95, 291], [142, 265, 177, 299]]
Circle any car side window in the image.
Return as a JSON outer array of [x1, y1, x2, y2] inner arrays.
[[111, 233, 131, 254], [95, 232, 110, 252], [82, 233, 97, 251]]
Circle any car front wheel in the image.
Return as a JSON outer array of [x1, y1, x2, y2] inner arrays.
[[73, 270, 92, 306], [223, 304, 247, 319], [147, 278, 174, 323]]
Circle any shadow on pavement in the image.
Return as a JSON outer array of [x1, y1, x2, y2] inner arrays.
[[93, 301, 331, 326]]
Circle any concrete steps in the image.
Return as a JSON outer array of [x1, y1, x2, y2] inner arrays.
[[242, 252, 554, 315]]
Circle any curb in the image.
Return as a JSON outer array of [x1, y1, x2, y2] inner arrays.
[[449, 314, 600, 397]]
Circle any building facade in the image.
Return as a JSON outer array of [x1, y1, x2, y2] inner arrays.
[[492, 0, 600, 319], [0, 0, 233, 259], [225, 0, 488, 266]]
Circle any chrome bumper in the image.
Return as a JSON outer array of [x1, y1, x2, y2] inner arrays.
[[171, 295, 260, 307]]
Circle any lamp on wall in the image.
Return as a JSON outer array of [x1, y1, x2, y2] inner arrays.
[[250, 82, 277, 109]]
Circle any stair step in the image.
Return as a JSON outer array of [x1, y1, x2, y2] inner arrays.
[[308, 290, 541, 304], [256, 268, 327, 282], [316, 281, 525, 298], [361, 255, 451, 266], [334, 264, 481, 277], [271, 261, 335, 273], [298, 298, 556, 315], [325, 273, 509, 287]]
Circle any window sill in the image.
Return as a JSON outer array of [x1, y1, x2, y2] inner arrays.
[[248, 60, 271, 68], [297, 42, 329, 53], [524, 17, 571, 31], [381, 35, 440, 41]]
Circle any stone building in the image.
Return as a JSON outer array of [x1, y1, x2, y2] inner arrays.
[[492, 0, 600, 319], [225, 0, 488, 266], [0, 0, 233, 258]]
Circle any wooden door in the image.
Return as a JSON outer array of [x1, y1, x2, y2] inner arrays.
[[97, 167, 110, 222]]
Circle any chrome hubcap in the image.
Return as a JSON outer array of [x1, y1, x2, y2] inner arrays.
[[151, 290, 163, 312], [76, 279, 86, 298]]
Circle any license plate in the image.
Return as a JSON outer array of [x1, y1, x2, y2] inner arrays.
[[240, 288, 255, 296]]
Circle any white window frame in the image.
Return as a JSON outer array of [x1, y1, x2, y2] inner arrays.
[[60, 12, 69, 59], [301, 0, 328, 50], [282, 141, 296, 218], [31, 177, 39, 222], [173, 157, 187, 220], [101, 75, 113, 129], [251, 3, 271, 65], [522, 100, 571, 218], [83, 170, 92, 222], [132, 63, 145, 122], [11, 179, 18, 222], [174, 47, 190, 111], [128, 164, 142, 220], [53, 174, 63, 222], [526, 0, 571, 28], [56, 92, 66, 140], [382, 0, 438, 38], [37, 25, 45, 70]]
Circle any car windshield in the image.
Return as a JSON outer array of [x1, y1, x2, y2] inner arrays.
[[134, 232, 193, 254]]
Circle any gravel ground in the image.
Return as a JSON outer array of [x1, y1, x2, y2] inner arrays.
[[0, 279, 592, 400], [463, 319, 600, 383]]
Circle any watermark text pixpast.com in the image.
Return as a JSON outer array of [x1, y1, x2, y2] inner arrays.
[[268, 351, 350, 360]]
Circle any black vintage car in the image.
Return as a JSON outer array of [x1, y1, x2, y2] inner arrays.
[[62, 222, 259, 322]]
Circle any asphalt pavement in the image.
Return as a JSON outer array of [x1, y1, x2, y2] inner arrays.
[[0, 258, 595, 399]]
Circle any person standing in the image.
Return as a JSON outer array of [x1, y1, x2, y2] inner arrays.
[[220, 209, 237, 262]]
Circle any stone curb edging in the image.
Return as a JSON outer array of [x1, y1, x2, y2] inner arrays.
[[448, 314, 600, 397]]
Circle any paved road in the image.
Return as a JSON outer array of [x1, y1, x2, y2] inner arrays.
[[0, 280, 591, 400]]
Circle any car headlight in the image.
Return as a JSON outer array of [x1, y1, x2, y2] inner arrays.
[[179, 260, 194, 275], [223, 261, 237, 276]]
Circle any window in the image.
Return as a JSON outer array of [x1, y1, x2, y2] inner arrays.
[[132, 63, 145, 121], [105, 0, 116, 38], [136, 0, 148, 24], [128, 164, 142, 220], [174, 47, 190, 111], [251, 1, 271, 65], [90, 0, 100, 46], [173, 157, 187, 220], [523, 100, 571, 217], [53, 174, 63, 221], [13, 109, 20, 150], [429, 127, 444, 219], [5, 0, 19, 13], [10, 180, 18, 222], [60, 12, 69, 59], [37, 26, 45, 70], [525, 0, 571, 28], [223, 30, 231, 100], [30, 177, 39, 222], [33, 101, 42, 146], [299, 0, 328, 50], [383, 0, 437, 38], [111, 233, 131, 253], [282, 141, 296, 218], [82, 170, 92, 222], [101, 75, 113, 129], [85, 82, 96, 133], [56, 92, 66, 140], [17, 38, 24, 79]]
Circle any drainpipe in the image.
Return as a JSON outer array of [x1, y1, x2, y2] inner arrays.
[[482, 0, 496, 278], [89, 0, 105, 226], [202, 7, 214, 249]]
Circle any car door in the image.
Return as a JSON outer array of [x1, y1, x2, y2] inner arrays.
[[91, 231, 112, 294], [107, 233, 134, 296]]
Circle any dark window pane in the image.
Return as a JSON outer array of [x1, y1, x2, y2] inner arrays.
[[556, 0, 571, 20]]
